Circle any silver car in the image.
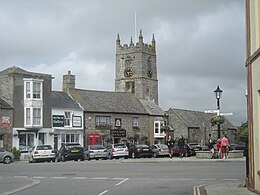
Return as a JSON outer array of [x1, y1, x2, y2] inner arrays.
[[106, 143, 129, 159], [84, 145, 108, 161], [0, 148, 14, 164], [151, 144, 169, 158]]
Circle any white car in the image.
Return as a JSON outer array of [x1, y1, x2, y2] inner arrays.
[[106, 143, 129, 159], [28, 145, 56, 163]]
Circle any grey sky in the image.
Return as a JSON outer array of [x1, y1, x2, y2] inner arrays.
[[0, 0, 246, 126]]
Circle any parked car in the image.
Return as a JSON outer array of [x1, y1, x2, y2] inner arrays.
[[172, 143, 191, 157], [84, 145, 108, 161], [128, 144, 154, 158], [0, 148, 14, 164], [151, 144, 169, 158], [28, 145, 56, 163], [229, 143, 247, 156], [56, 143, 85, 162], [187, 143, 202, 156], [106, 143, 129, 159]]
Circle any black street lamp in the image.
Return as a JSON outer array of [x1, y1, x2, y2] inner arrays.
[[214, 85, 223, 139]]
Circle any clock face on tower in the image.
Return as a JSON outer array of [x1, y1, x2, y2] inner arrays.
[[124, 67, 133, 77]]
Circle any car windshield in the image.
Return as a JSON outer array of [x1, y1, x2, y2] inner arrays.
[[136, 144, 148, 148], [90, 145, 105, 150], [36, 145, 52, 150], [159, 145, 168, 149], [114, 144, 126, 148], [66, 144, 81, 148]]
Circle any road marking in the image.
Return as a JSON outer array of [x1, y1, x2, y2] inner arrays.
[[0, 178, 40, 195], [71, 177, 88, 180], [98, 190, 108, 195], [13, 176, 28, 179], [201, 178, 216, 181], [93, 177, 108, 180], [32, 176, 46, 179], [115, 178, 129, 186], [193, 184, 206, 195], [224, 178, 240, 181], [52, 177, 67, 179]]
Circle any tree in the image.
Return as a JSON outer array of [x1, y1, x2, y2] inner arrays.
[[235, 121, 248, 143]]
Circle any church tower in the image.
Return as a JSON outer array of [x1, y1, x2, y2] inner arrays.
[[115, 30, 158, 104]]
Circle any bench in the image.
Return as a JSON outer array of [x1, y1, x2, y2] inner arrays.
[[195, 150, 244, 159]]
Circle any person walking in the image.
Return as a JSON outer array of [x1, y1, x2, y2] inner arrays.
[[216, 139, 222, 159], [167, 135, 175, 158], [221, 134, 229, 159], [208, 134, 215, 159], [177, 135, 185, 158]]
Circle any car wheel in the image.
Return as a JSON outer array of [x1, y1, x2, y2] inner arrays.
[[153, 153, 158, 158], [61, 155, 65, 162], [132, 152, 135, 159], [4, 156, 12, 164], [56, 157, 60, 162]]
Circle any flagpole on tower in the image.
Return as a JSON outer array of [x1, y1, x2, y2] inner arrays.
[[134, 12, 137, 44]]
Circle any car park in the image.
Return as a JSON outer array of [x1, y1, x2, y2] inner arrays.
[[84, 145, 108, 161], [172, 143, 191, 157], [151, 144, 169, 158], [0, 148, 14, 164], [187, 143, 202, 156], [56, 143, 85, 162], [106, 143, 129, 159], [128, 144, 154, 158], [28, 145, 56, 163]]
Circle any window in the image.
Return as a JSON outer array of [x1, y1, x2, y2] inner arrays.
[[95, 116, 111, 126], [25, 107, 42, 126], [24, 79, 42, 100], [61, 133, 79, 144], [19, 133, 34, 151], [132, 117, 139, 127], [154, 122, 159, 134], [26, 108, 31, 125], [64, 112, 71, 127], [33, 108, 41, 125], [33, 82, 41, 99]]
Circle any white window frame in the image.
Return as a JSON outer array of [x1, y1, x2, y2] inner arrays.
[[23, 79, 43, 100], [24, 107, 42, 127], [64, 112, 72, 127]]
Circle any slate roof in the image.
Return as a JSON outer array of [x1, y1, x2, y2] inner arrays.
[[138, 99, 166, 116], [0, 97, 13, 109], [0, 66, 52, 79], [52, 91, 83, 111], [167, 108, 234, 128], [69, 89, 148, 114]]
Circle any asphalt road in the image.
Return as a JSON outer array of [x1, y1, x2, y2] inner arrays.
[[0, 158, 246, 195]]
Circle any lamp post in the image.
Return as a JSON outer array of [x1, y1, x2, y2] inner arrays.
[[214, 85, 223, 139]]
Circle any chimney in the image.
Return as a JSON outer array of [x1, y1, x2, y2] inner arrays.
[[62, 70, 75, 93]]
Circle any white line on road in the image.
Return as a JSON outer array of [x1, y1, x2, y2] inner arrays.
[[52, 177, 67, 179], [93, 177, 108, 180], [224, 178, 240, 181], [32, 176, 46, 179], [13, 176, 28, 179], [71, 177, 88, 180], [201, 178, 216, 181], [115, 178, 129, 186], [98, 190, 108, 195]]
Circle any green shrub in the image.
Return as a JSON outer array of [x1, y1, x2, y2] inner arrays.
[[11, 147, 21, 160]]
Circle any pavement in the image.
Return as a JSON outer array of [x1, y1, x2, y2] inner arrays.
[[15, 156, 258, 195]]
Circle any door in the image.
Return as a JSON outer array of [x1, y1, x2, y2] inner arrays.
[[87, 134, 100, 145]]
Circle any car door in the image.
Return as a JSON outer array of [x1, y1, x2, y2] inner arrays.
[[0, 148, 4, 161]]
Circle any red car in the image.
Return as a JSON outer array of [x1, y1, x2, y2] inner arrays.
[[171, 143, 191, 157]]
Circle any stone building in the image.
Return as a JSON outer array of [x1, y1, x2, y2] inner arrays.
[[0, 67, 53, 159], [0, 97, 13, 151], [167, 108, 237, 145], [245, 0, 260, 192]]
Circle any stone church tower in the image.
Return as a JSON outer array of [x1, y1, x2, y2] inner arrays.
[[115, 30, 158, 104]]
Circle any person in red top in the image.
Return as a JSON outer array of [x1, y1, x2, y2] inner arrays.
[[216, 139, 222, 159], [221, 135, 229, 159]]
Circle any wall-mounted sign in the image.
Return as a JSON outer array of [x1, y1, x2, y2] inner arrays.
[[115, 118, 122, 128], [52, 115, 64, 127], [73, 116, 82, 127], [110, 129, 126, 137], [0, 116, 12, 128]]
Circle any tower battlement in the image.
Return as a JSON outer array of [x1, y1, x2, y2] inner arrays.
[[116, 30, 156, 55]]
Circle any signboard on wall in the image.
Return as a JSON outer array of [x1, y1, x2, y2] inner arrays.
[[110, 129, 126, 137], [52, 115, 64, 127], [0, 116, 12, 128]]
